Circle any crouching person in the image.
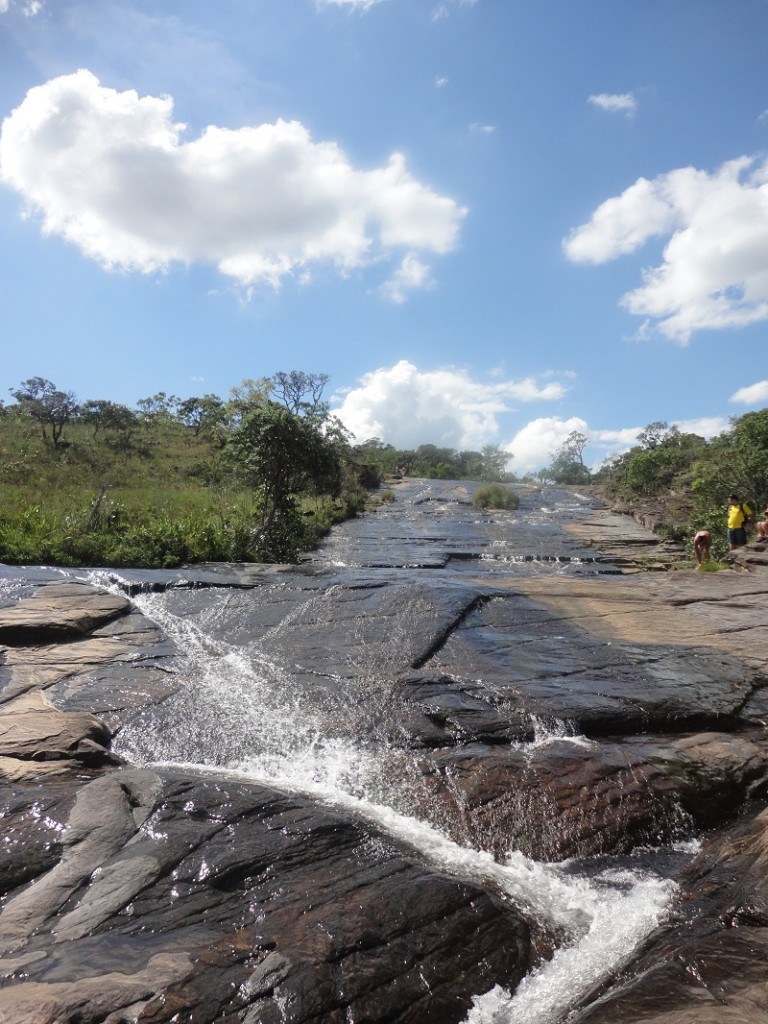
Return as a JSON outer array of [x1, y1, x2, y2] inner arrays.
[[693, 529, 712, 566]]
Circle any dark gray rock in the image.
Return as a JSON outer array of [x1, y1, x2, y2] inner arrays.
[[569, 807, 768, 1023], [3, 481, 768, 1022], [0, 768, 531, 1024]]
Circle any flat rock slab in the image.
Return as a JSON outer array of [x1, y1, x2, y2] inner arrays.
[[502, 570, 768, 684], [0, 583, 180, 777], [0, 582, 131, 643]]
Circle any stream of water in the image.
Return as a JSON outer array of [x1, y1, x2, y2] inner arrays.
[[109, 547, 683, 1024], [0, 481, 689, 1022]]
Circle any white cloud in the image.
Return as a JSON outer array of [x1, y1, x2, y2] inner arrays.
[[563, 155, 768, 342], [505, 416, 730, 475], [504, 416, 588, 474], [334, 364, 730, 472], [588, 92, 637, 116], [0, 0, 43, 12], [380, 253, 434, 304], [730, 380, 768, 405], [0, 70, 466, 294], [435, 76, 449, 89], [332, 360, 567, 450], [469, 123, 496, 135], [672, 415, 729, 438]]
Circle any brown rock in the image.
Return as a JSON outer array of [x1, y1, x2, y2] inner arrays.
[[0, 690, 114, 767], [0, 582, 130, 644]]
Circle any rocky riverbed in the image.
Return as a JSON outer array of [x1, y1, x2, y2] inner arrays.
[[1, 480, 767, 1023]]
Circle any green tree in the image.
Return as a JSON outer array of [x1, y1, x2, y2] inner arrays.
[[226, 378, 272, 428], [351, 438, 400, 479], [10, 377, 79, 449], [271, 371, 330, 421], [79, 400, 139, 447], [413, 444, 460, 478], [480, 444, 512, 481], [136, 392, 180, 422], [226, 403, 342, 561], [547, 431, 591, 484], [636, 421, 670, 450], [692, 409, 768, 520], [177, 395, 227, 438]]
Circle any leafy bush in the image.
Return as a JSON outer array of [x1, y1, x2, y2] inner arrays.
[[472, 484, 519, 510]]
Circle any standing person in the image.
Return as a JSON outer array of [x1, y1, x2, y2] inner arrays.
[[727, 494, 752, 551], [693, 529, 712, 565]]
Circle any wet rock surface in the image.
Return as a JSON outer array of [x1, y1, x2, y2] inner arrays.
[[1, 479, 768, 1022], [0, 768, 529, 1024]]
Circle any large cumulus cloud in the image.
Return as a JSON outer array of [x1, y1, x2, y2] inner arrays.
[[332, 360, 567, 452], [0, 70, 466, 293], [563, 156, 768, 342]]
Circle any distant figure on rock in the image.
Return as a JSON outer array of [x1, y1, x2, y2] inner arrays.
[[727, 494, 752, 551], [756, 507, 768, 542], [693, 530, 712, 566]]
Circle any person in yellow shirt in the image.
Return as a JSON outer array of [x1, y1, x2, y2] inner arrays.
[[727, 494, 752, 551]]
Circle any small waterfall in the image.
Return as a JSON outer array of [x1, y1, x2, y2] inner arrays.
[[113, 587, 680, 1024]]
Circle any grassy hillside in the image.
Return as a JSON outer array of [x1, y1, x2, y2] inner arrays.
[[0, 413, 358, 567]]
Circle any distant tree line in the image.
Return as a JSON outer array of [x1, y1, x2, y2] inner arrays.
[[0, 372, 514, 568], [13, 371, 763, 565], [348, 438, 514, 483]]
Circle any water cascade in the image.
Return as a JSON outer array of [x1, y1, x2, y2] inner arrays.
[[108, 480, 688, 1023]]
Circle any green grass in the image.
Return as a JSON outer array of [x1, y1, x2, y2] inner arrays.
[[0, 416, 360, 567]]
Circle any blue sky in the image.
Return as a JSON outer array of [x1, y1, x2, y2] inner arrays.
[[2, 0, 768, 472]]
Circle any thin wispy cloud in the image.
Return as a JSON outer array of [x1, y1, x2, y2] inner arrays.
[[588, 92, 637, 116], [317, 0, 386, 10], [0, 70, 466, 297], [0, 0, 43, 12], [432, 0, 478, 21], [380, 254, 434, 304], [563, 154, 768, 342]]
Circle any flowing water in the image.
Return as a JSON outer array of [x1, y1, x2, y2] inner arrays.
[[96, 483, 689, 1023], [6, 481, 689, 1022], [111, 585, 681, 1024]]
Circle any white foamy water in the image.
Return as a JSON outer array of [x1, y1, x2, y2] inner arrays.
[[106, 581, 679, 1024]]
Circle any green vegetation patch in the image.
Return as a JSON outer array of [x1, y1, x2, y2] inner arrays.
[[472, 484, 520, 510]]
